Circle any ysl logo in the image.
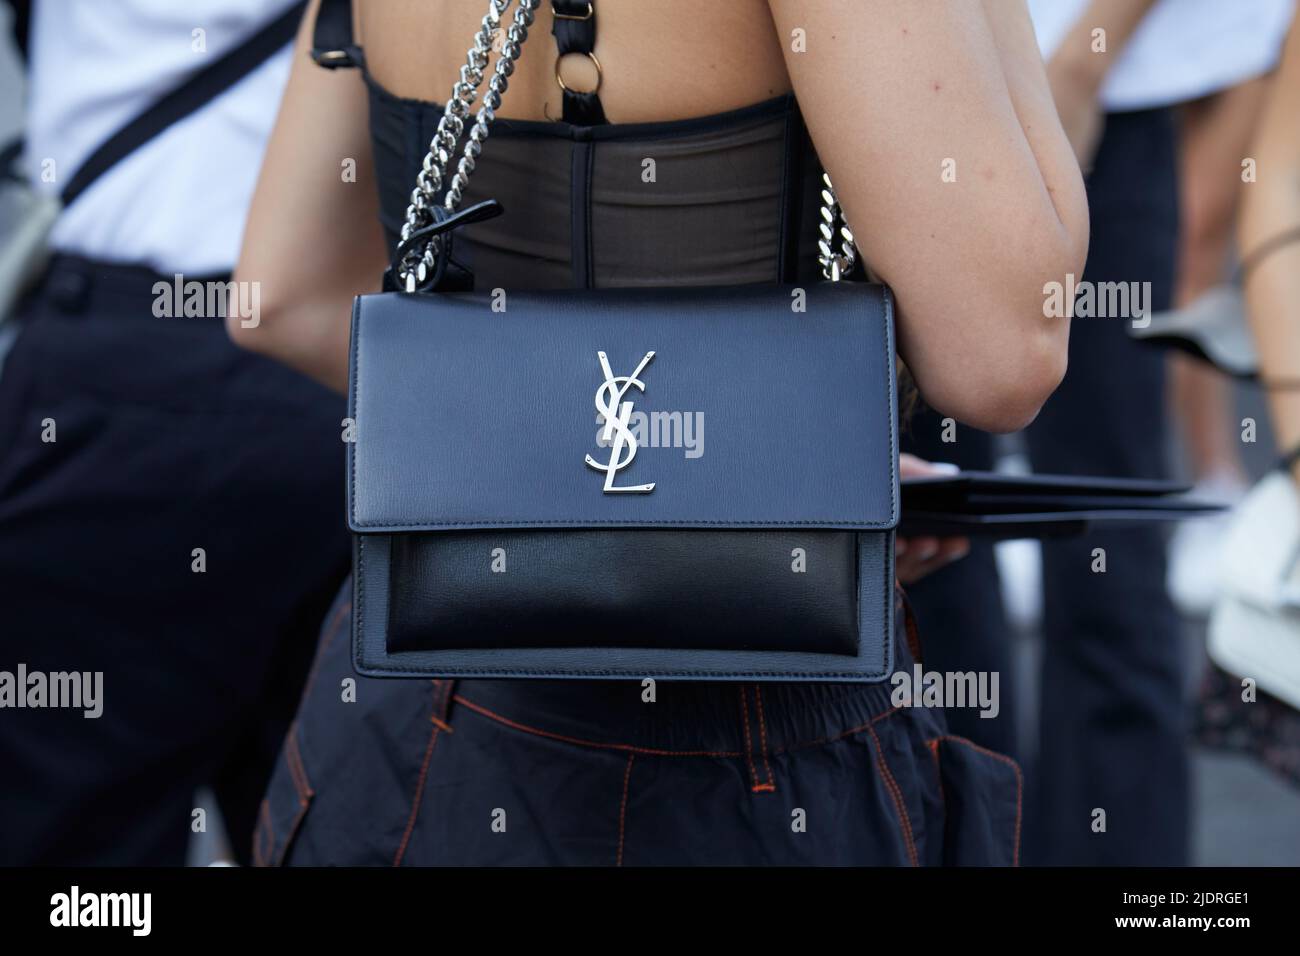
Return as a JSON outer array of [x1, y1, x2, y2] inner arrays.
[[585, 350, 656, 493]]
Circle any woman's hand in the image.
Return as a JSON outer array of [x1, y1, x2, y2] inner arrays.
[[896, 453, 971, 585]]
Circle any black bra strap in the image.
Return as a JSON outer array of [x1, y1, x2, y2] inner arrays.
[[551, 0, 607, 125], [312, 0, 363, 70]]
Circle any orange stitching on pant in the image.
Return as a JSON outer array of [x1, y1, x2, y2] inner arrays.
[[275, 802, 311, 867], [253, 798, 271, 867], [265, 597, 346, 863], [864, 722, 919, 867], [616, 753, 635, 867], [284, 722, 314, 803], [300, 600, 351, 705], [925, 739, 946, 815], [781, 704, 903, 754], [393, 682, 444, 867], [430, 679, 455, 734], [453, 693, 742, 757], [753, 684, 775, 791], [454, 691, 903, 761], [273, 727, 314, 867], [927, 734, 1022, 866], [738, 685, 767, 792], [283, 732, 305, 800]]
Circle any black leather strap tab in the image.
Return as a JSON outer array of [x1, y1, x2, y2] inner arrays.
[[384, 199, 505, 293], [551, 0, 606, 125], [311, 0, 363, 69]]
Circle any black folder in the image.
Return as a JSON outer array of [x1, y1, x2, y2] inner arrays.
[[900, 471, 1225, 539]]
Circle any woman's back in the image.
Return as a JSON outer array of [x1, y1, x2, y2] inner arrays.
[[361, 0, 822, 290], [359, 0, 793, 124], [240, 0, 1087, 431]]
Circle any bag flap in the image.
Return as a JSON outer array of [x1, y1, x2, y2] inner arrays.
[[347, 283, 898, 532]]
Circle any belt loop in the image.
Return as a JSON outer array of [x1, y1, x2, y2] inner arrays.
[[739, 684, 776, 794], [431, 679, 456, 733]]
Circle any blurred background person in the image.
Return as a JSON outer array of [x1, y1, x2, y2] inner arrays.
[[1023, 0, 1294, 867], [1161, 24, 1293, 617], [910, 0, 1292, 866], [0, 0, 349, 864], [1023, 0, 1293, 867], [1199, 7, 1300, 789]]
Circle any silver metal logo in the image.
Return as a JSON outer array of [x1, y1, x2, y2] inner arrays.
[[585, 350, 656, 494]]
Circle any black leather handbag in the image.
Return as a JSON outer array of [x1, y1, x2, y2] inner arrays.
[[343, 0, 899, 682]]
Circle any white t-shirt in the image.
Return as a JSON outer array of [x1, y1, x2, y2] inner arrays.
[[1027, 0, 1295, 111], [24, 0, 299, 275]]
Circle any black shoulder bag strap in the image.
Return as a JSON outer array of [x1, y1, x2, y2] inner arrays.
[[7, 0, 31, 59], [59, 1, 307, 208], [311, 0, 363, 69], [551, 0, 606, 125]]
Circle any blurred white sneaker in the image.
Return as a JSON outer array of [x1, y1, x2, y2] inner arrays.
[[993, 451, 1042, 632], [997, 537, 1043, 633], [1168, 473, 1247, 616]]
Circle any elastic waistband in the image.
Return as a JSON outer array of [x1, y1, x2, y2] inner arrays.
[[449, 597, 917, 758]]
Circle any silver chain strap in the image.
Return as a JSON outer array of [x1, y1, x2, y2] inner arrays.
[[818, 173, 857, 281], [397, 0, 541, 291], [398, 0, 858, 289]]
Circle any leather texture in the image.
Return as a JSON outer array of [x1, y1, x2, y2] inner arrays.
[[348, 281, 899, 681], [387, 529, 860, 654], [348, 283, 897, 531], [354, 531, 893, 680]]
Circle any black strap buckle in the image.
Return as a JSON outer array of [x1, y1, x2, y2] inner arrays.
[[387, 199, 505, 293], [311, 46, 360, 69], [553, 1, 593, 21]]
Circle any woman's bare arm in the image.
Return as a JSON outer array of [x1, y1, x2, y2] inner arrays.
[[768, 0, 1089, 432], [238, 0, 1089, 423], [228, 0, 387, 393], [1240, 12, 1300, 480]]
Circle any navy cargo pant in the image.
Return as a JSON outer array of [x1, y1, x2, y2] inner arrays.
[[0, 256, 351, 864]]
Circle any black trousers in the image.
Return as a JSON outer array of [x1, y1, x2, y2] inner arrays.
[[1026, 108, 1184, 866], [0, 257, 350, 864], [906, 108, 1185, 865]]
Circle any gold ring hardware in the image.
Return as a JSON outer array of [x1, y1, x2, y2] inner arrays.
[[552, 2, 593, 20], [554, 50, 602, 94], [316, 50, 350, 63]]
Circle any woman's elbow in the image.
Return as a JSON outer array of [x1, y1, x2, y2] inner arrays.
[[927, 336, 1067, 433], [965, 232, 1081, 430], [975, 328, 1068, 433], [225, 305, 266, 354], [908, 287, 1071, 434], [224, 270, 295, 360]]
